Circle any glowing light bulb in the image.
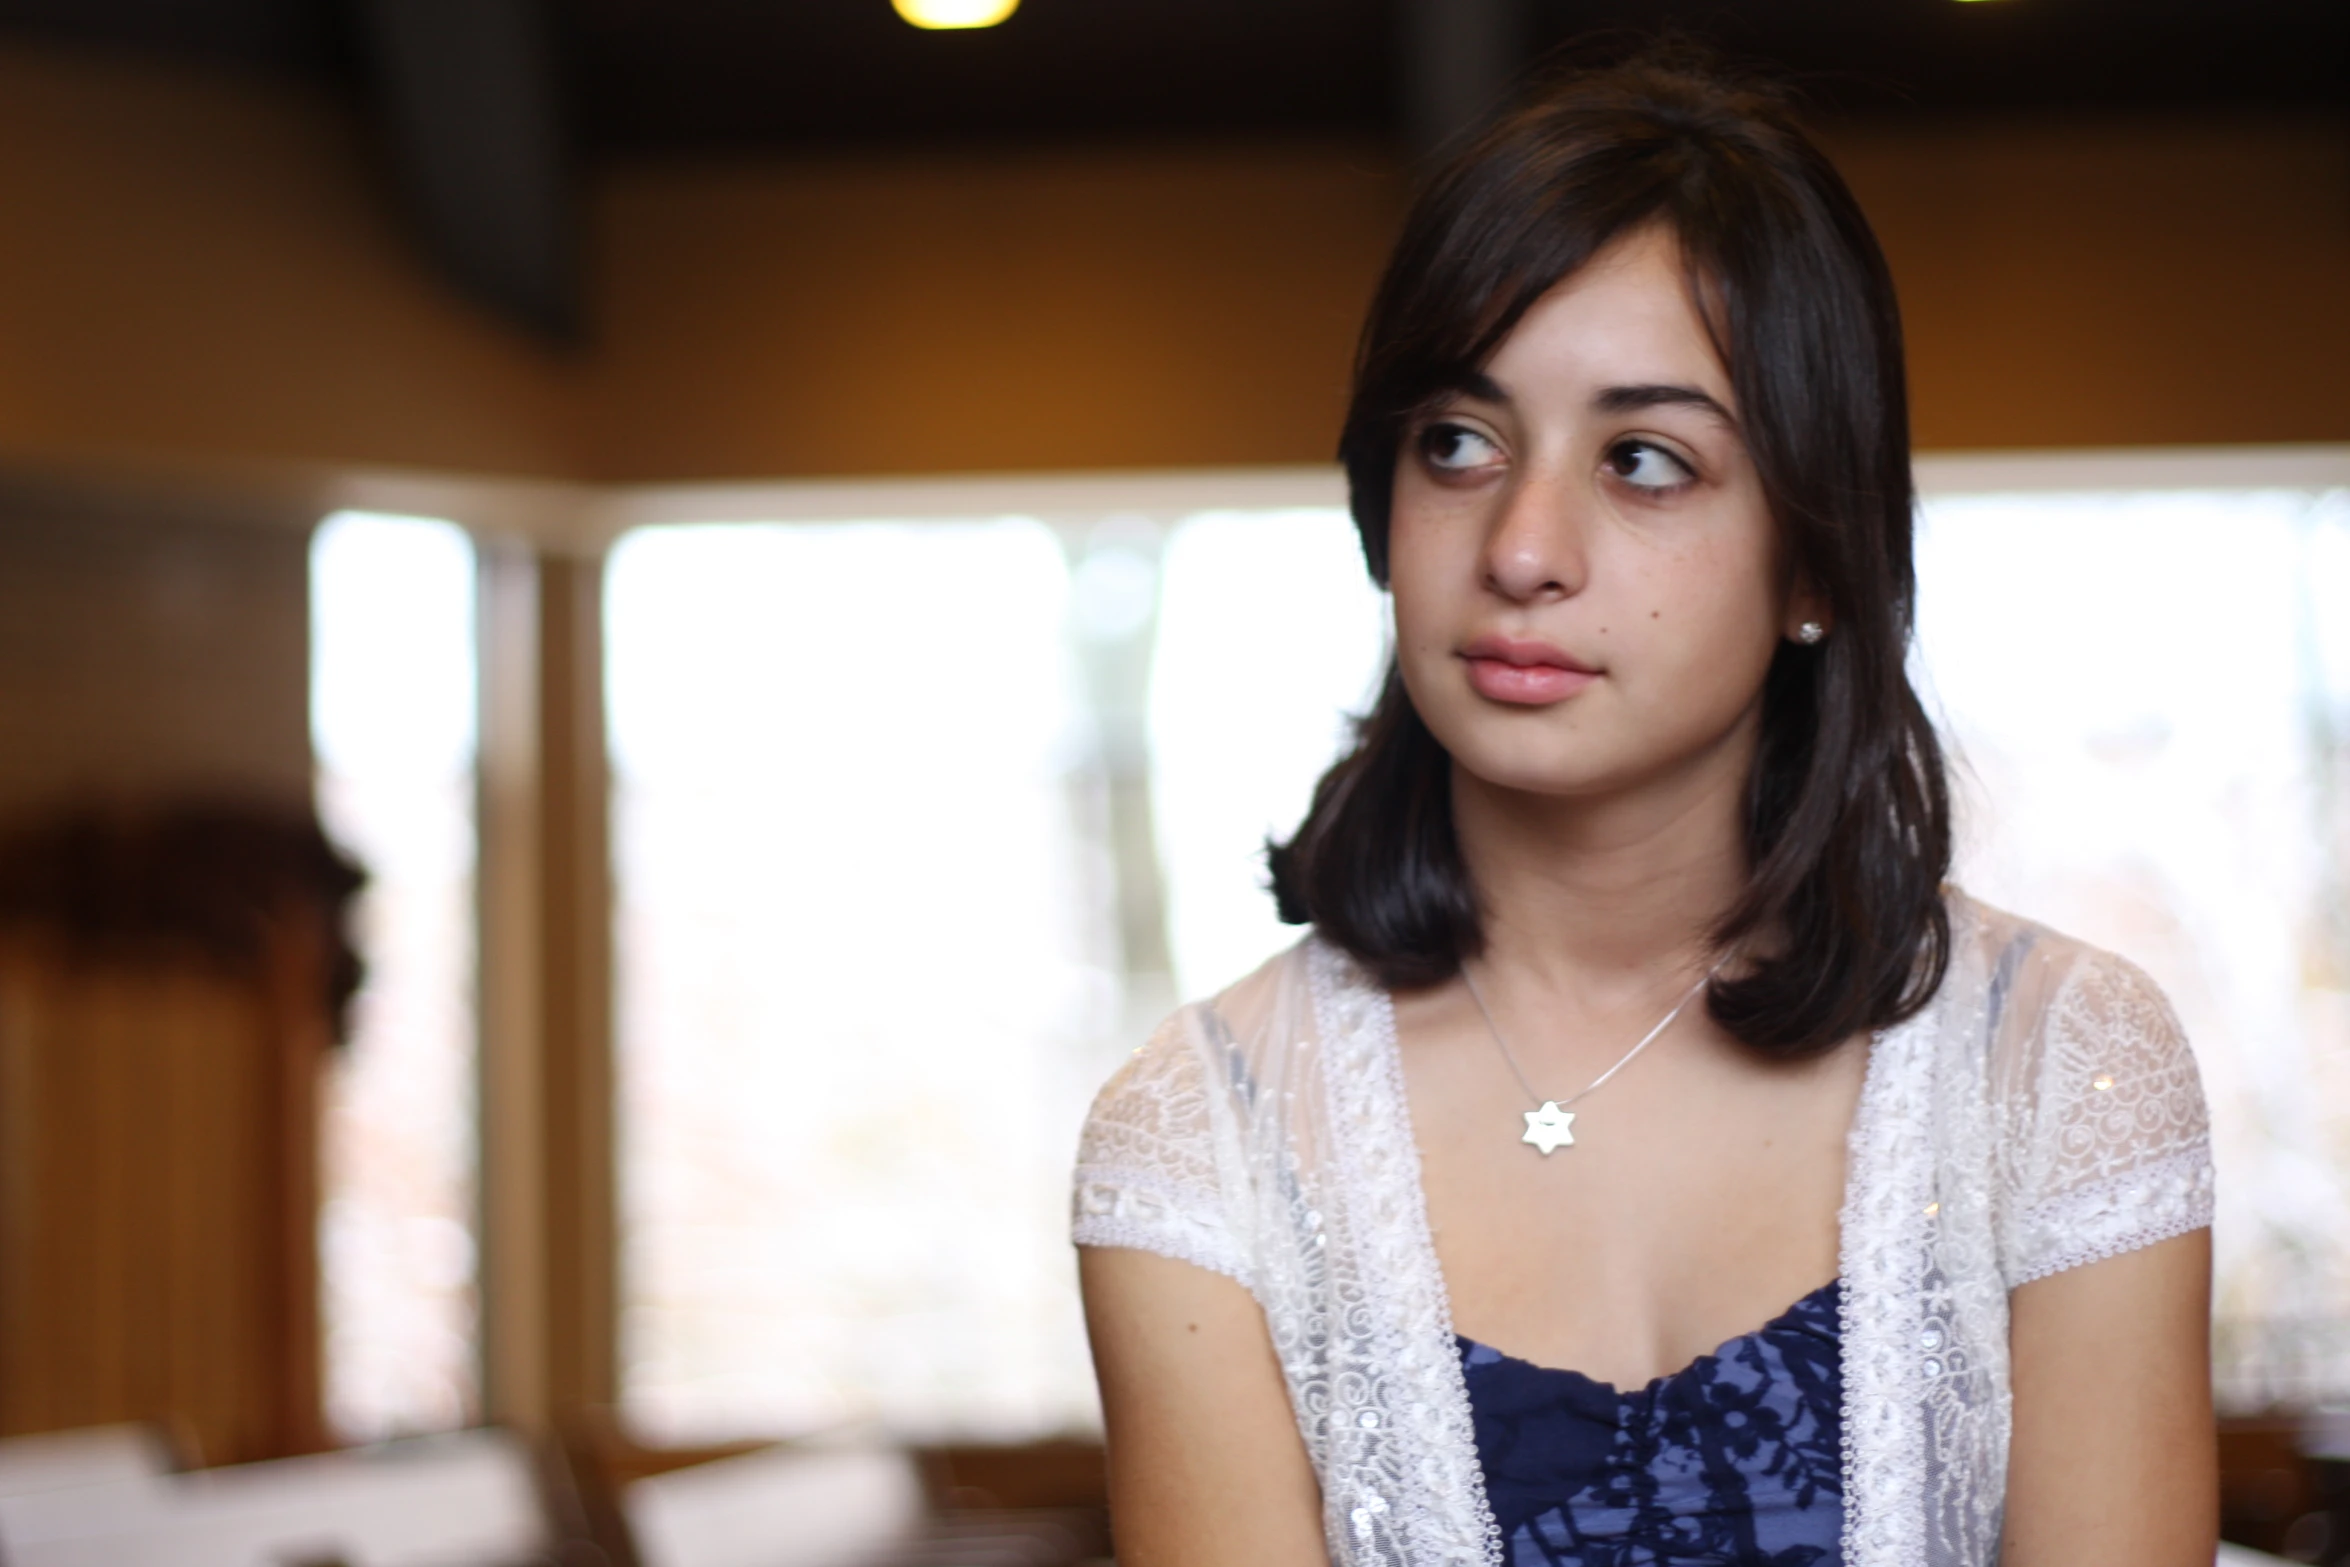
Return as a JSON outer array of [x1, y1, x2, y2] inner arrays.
[[892, 0, 1020, 27]]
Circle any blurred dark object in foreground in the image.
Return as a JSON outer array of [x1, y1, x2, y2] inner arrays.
[[0, 802, 365, 1035], [2221, 1414, 2350, 1564]]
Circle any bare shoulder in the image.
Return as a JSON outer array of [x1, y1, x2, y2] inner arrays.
[[1949, 888, 2176, 1000], [1200, 931, 1324, 1043], [1084, 941, 1307, 1126], [1101, 936, 1318, 1081], [1943, 889, 2194, 1074]]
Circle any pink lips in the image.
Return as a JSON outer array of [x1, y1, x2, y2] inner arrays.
[[1460, 635, 1600, 705]]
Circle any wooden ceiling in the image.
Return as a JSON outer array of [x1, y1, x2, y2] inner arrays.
[[0, 0, 2339, 150], [0, 0, 2337, 338]]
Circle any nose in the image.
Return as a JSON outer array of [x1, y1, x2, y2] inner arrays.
[[1481, 469, 1588, 604]]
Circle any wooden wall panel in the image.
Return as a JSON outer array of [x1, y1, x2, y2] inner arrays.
[[0, 494, 313, 825], [0, 45, 578, 479], [0, 948, 311, 1461], [0, 813, 352, 1465], [0, 45, 2343, 482]]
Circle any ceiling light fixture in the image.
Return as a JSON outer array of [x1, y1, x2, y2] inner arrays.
[[892, 0, 1020, 27]]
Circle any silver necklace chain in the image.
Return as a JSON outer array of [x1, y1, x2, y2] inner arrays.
[[1461, 961, 1718, 1114]]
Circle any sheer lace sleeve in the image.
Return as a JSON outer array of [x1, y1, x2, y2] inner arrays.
[[1994, 938, 2216, 1287], [1071, 1003, 1254, 1289]]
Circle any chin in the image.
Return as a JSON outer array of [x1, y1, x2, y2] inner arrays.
[[1441, 727, 1626, 801], [1438, 701, 1757, 808]]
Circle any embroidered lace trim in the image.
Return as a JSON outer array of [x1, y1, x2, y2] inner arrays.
[[2010, 1144, 2216, 1287], [1071, 1179, 1250, 1287], [1312, 943, 1505, 1567], [1837, 994, 1936, 1567]]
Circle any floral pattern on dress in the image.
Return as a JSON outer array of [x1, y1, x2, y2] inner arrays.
[[1457, 1280, 1844, 1566]]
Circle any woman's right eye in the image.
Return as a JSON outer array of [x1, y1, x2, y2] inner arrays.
[[1418, 423, 1503, 473]]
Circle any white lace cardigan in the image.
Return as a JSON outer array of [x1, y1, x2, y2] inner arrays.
[[1070, 892, 2215, 1566]]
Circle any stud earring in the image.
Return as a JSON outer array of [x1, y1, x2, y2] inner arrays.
[[1794, 621, 1826, 645]]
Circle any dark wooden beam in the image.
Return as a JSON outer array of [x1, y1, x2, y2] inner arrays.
[[1400, 0, 1529, 164], [350, 0, 579, 344]]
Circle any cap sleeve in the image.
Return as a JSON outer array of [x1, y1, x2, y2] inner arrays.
[[1071, 1002, 1254, 1290], [1995, 940, 2216, 1287]]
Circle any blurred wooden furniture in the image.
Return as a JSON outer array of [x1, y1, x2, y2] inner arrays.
[[915, 1440, 1107, 1515], [0, 1427, 551, 1567], [2223, 1417, 2321, 1557], [0, 806, 361, 1466], [2218, 1411, 2350, 1565], [2299, 1410, 2350, 1567]]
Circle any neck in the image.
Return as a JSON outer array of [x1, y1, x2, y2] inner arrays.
[[1452, 736, 1753, 1006]]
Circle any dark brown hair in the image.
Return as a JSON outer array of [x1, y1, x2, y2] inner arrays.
[[1267, 49, 1950, 1055]]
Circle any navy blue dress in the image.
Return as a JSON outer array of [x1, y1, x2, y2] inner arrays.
[[1454, 1280, 1845, 1566]]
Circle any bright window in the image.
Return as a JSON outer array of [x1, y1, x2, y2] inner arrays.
[[1148, 509, 1388, 999], [1913, 484, 2350, 1409], [608, 520, 1114, 1441], [309, 511, 482, 1441]]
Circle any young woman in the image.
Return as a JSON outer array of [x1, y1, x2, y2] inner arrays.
[[1072, 55, 2217, 1567]]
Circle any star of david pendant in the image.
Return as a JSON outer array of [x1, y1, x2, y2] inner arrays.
[[1521, 1101, 1576, 1155]]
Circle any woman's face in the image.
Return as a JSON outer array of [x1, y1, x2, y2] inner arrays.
[[1387, 223, 1817, 808]]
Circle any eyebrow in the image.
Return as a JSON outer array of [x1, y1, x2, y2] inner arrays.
[[1434, 373, 1738, 428], [1594, 382, 1738, 426]]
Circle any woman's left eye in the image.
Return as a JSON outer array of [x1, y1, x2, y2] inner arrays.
[[1604, 440, 1695, 492]]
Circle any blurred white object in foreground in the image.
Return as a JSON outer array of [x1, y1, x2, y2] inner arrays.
[[0, 1429, 544, 1567], [627, 1443, 926, 1567]]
